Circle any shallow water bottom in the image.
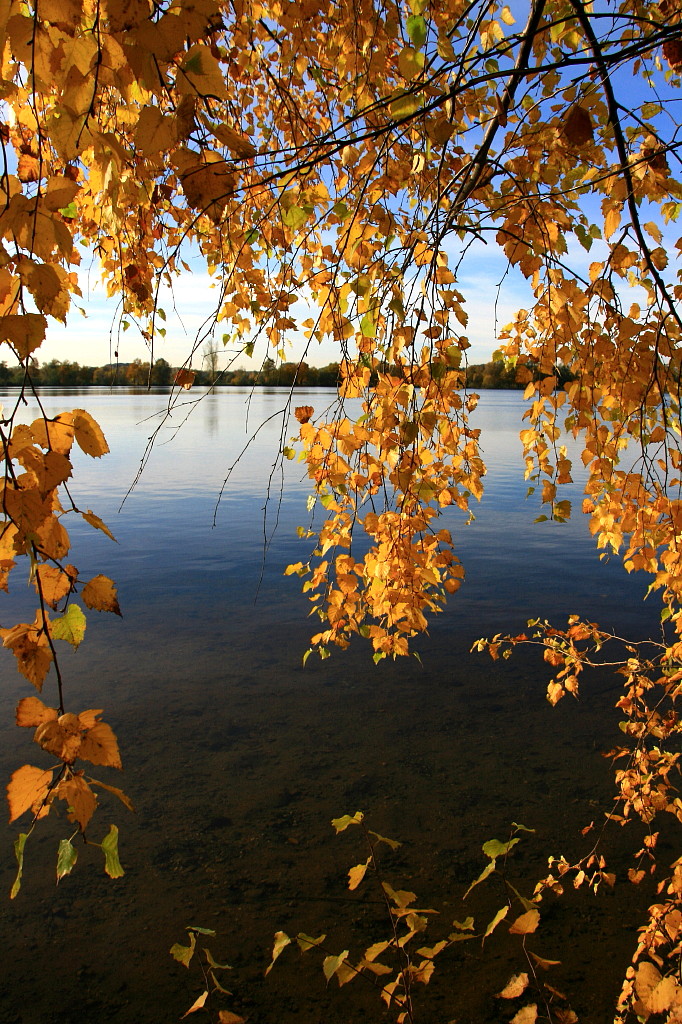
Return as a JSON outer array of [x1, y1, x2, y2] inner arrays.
[[0, 620, 667, 1024]]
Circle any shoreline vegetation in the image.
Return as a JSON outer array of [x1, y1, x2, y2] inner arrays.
[[0, 356, 577, 390]]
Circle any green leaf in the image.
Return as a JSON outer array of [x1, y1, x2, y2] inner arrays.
[[101, 824, 124, 879], [188, 926, 216, 936], [51, 604, 86, 649], [171, 931, 197, 967], [389, 92, 421, 119], [245, 227, 259, 244], [482, 837, 520, 859], [183, 52, 202, 73], [282, 205, 311, 230], [359, 311, 376, 337], [10, 832, 28, 899], [406, 14, 427, 47], [56, 838, 78, 882], [59, 201, 78, 218]]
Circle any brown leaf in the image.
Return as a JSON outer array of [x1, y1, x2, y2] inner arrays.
[[72, 409, 109, 457], [16, 696, 58, 728], [663, 38, 682, 70], [7, 764, 54, 822], [295, 405, 314, 424], [175, 368, 196, 390], [563, 105, 593, 147], [81, 574, 121, 615]]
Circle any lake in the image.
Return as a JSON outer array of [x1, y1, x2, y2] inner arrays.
[[0, 387, 664, 1024]]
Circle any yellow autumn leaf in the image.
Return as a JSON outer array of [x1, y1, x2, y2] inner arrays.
[[509, 908, 540, 935], [498, 973, 530, 998], [72, 409, 110, 457]]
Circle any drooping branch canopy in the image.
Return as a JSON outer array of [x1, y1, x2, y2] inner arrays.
[[2, 0, 682, 656]]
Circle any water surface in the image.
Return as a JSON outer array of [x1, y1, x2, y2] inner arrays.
[[0, 387, 662, 1024]]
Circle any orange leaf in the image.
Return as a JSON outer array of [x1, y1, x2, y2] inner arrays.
[[35, 713, 83, 763], [53, 774, 97, 830], [34, 563, 77, 608], [81, 509, 116, 542], [81, 574, 121, 616], [78, 719, 122, 769], [15, 696, 58, 728], [1, 620, 53, 690], [7, 764, 54, 822]]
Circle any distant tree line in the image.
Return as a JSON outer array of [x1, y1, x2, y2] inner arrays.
[[0, 357, 575, 389]]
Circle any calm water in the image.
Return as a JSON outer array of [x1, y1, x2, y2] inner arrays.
[[0, 388, 663, 1024]]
